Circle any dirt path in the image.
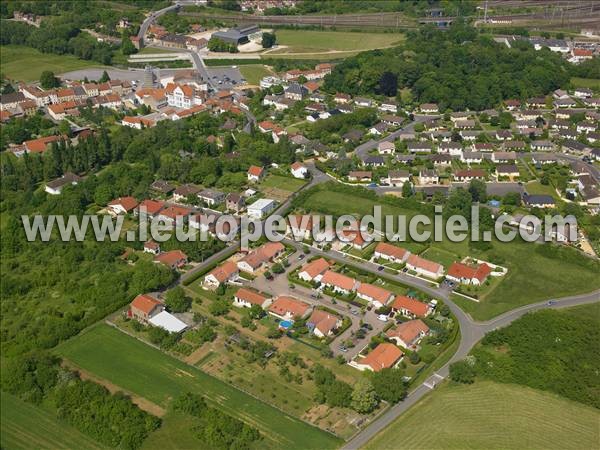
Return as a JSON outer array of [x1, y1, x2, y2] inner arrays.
[[61, 360, 166, 417]]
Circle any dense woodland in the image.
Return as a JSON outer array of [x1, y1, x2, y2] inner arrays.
[[450, 304, 600, 409], [323, 22, 594, 111]]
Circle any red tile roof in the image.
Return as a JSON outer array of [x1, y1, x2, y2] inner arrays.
[[207, 260, 238, 283], [406, 254, 443, 275], [357, 283, 393, 303], [131, 294, 161, 315], [235, 288, 268, 306], [321, 270, 357, 291], [269, 296, 311, 318], [447, 262, 492, 283], [308, 309, 339, 336], [154, 250, 187, 267], [108, 196, 138, 212], [375, 242, 409, 260], [299, 258, 330, 279], [159, 205, 192, 220], [391, 295, 430, 317], [360, 343, 403, 372], [138, 199, 165, 215], [248, 165, 264, 177], [386, 319, 429, 346]]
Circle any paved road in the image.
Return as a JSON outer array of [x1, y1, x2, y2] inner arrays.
[[137, 4, 180, 41], [342, 287, 600, 449], [354, 115, 440, 160]]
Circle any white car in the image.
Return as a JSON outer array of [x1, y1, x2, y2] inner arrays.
[[377, 314, 388, 322]]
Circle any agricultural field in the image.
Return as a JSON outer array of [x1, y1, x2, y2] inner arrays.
[[365, 381, 600, 450], [0, 393, 106, 450], [266, 30, 404, 56], [299, 185, 600, 319], [0, 45, 105, 82], [570, 77, 600, 91], [239, 64, 272, 85], [57, 323, 341, 450]]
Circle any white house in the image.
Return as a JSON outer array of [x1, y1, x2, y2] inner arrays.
[[290, 162, 308, 179], [233, 288, 272, 309], [247, 198, 277, 219], [378, 141, 395, 155]]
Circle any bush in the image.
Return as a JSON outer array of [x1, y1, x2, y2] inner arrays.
[[449, 359, 476, 384]]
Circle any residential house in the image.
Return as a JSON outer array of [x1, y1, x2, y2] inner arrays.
[[44, 172, 81, 195], [491, 151, 517, 163], [378, 141, 395, 155], [129, 294, 163, 323], [369, 122, 389, 135], [284, 83, 308, 101], [391, 295, 432, 318], [454, 169, 486, 182], [420, 103, 439, 113], [386, 319, 430, 348], [353, 343, 403, 372], [298, 258, 330, 283], [419, 169, 439, 185], [154, 250, 188, 269], [363, 155, 385, 167], [204, 260, 239, 289], [334, 93, 351, 104], [287, 214, 314, 240], [237, 242, 284, 273], [156, 205, 191, 225], [198, 189, 225, 206], [446, 262, 492, 285], [136, 199, 165, 217], [407, 142, 433, 153], [151, 180, 176, 195], [226, 193, 245, 213], [430, 154, 452, 167], [320, 270, 359, 295], [247, 198, 277, 219], [374, 242, 410, 264], [172, 184, 201, 202], [405, 254, 443, 279], [523, 194, 555, 209], [233, 288, 272, 309], [379, 99, 398, 113], [291, 161, 308, 179], [307, 309, 342, 338], [247, 165, 265, 182], [577, 121, 596, 134], [530, 140, 554, 151], [107, 196, 138, 215], [438, 142, 463, 156], [143, 240, 161, 255], [348, 171, 372, 182], [356, 283, 393, 308], [384, 170, 410, 187], [268, 296, 312, 321]]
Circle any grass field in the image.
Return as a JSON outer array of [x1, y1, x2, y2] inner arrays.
[[300, 187, 600, 319], [261, 174, 307, 192], [365, 381, 600, 450], [1, 392, 106, 450], [238, 64, 271, 85], [268, 30, 403, 55], [57, 324, 341, 450], [570, 77, 600, 91], [1, 45, 104, 82]]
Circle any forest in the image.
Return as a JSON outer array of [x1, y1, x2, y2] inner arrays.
[[451, 304, 600, 409], [323, 22, 579, 111]]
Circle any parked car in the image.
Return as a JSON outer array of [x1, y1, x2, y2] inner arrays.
[[377, 314, 389, 322], [377, 265, 384, 271]]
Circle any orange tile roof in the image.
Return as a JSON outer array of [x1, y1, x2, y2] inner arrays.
[[357, 283, 393, 303], [321, 270, 357, 291], [138, 199, 165, 215], [447, 262, 492, 283], [108, 196, 138, 212], [23, 135, 64, 153], [131, 294, 162, 315], [360, 343, 403, 372], [258, 120, 275, 131], [299, 258, 330, 279], [269, 296, 311, 318], [208, 260, 238, 283], [159, 205, 192, 220], [248, 165, 264, 177], [406, 254, 442, 275], [165, 82, 194, 97], [56, 88, 75, 98], [235, 288, 268, 306], [154, 250, 187, 267], [308, 309, 339, 335], [386, 319, 429, 346], [391, 295, 430, 317], [375, 242, 409, 260]]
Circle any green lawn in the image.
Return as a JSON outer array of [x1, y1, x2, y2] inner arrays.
[[269, 30, 404, 54], [1, 45, 105, 82], [239, 64, 271, 85], [525, 180, 561, 200], [420, 246, 458, 267], [56, 324, 341, 450], [1, 392, 106, 450], [570, 77, 600, 91], [365, 381, 600, 450], [299, 185, 600, 319], [141, 411, 200, 450], [261, 174, 307, 192]]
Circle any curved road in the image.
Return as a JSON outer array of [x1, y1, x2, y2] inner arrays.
[[137, 4, 180, 41]]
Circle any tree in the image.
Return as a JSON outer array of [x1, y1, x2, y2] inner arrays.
[[99, 70, 110, 83], [379, 71, 398, 97], [272, 262, 284, 274], [40, 71, 59, 89], [402, 180, 413, 198], [449, 359, 476, 384], [468, 179, 487, 203], [249, 304, 265, 319], [351, 378, 378, 413], [370, 368, 407, 403], [165, 286, 191, 313], [121, 34, 137, 55], [262, 32, 276, 49]]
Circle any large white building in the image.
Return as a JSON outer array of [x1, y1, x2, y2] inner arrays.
[[247, 198, 277, 219]]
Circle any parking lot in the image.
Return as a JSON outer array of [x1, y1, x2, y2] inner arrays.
[[205, 66, 245, 89]]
